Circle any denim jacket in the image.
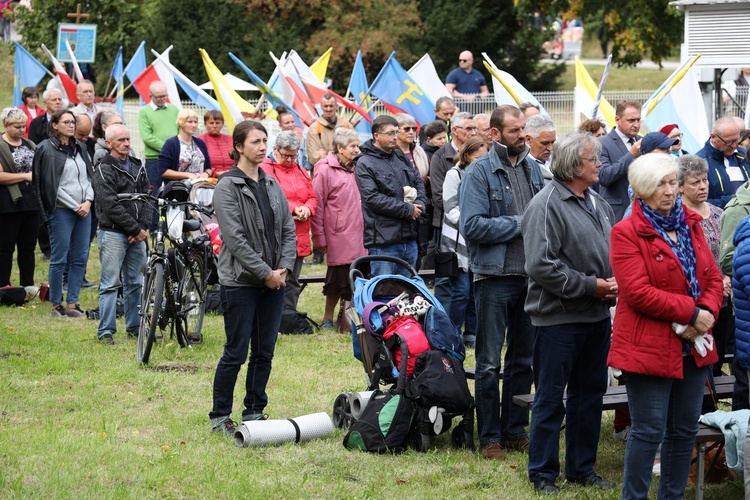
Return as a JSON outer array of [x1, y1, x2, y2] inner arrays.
[[459, 141, 544, 276]]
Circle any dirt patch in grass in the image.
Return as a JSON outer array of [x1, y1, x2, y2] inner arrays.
[[148, 363, 199, 373]]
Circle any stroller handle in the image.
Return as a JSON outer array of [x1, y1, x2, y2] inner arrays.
[[348, 255, 419, 287]]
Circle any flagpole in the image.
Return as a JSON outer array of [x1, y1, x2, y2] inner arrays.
[[591, 54, 612, 119]]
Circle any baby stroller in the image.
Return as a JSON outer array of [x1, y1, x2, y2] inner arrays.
[[334, 255, 475, 452]]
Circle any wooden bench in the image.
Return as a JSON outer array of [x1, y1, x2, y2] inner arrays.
[[511, 376, 736, 411]]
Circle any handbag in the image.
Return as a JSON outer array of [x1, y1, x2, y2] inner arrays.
[[434, 228, 459, 278]]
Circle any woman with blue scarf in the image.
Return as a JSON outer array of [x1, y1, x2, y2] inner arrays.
[[607, 153, 724, 499]]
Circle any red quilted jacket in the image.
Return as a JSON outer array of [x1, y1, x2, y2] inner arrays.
[[607, 201, 723, 379]]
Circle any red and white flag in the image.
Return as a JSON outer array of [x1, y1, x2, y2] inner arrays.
[[131, 47, 181, 108], [41, 43, 79, 104]]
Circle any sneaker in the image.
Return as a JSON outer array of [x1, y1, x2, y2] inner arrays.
[[66, 304, 85, 318], [51, 304, 67, 317], [569, 474, 615, 490], [533, 478, 560, 495], [81, 279, 95, 288], [478, 442, 506, 460], [321, 319, 335, 330], [211, 417, 238, 437], [99, 334, 115, 345], [242, 413, 268, 422], [499, 436, 530, 452], [613, 426, 630, 442]]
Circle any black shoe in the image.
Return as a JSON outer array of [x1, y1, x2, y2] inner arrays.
[[533, 478, 559, 495], [99, 333, 115, 345], [569, 474, 615, 490], [211, 417, 238, 438]]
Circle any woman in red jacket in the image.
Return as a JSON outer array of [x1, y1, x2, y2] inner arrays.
[[608, 154, 724, 499], [261, 130, 317, 315]]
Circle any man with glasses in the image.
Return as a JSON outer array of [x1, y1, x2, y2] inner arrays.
[[137, 82, 178, 231], [355, 115, 426, 277], [598, 100, 643, 221], [697, 116, 750, 208]]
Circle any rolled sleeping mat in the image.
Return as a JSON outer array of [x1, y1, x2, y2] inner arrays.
[[234, 412, 334, 448], [350, 391, 375, 421]]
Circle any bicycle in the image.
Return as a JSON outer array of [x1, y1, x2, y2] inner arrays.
[[117, 186, 215, 364]]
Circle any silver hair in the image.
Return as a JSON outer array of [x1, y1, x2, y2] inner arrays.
[[105, 124, 128, 141], [274, 130, 301, 150], [628, 153, 679, 199], [550, 132, 601, 182], [1, 107, 27, 125], [42, 88, 62, 101], [395, 113, 416, 127], [332, 127, 360, 150], [525, 114, 555, 138], [676, 154, 709, 185], [451, 111, 473, 129]]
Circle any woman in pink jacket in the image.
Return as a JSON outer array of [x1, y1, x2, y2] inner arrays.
[[261, 131, 317, 314], [311, 128, 367, 331]]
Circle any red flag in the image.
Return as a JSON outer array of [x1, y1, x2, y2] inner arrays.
[[40, 44, 80, 104], [298, 75, 373, 124], [132, 64, 161, 104]]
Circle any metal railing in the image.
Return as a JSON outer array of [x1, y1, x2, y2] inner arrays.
[[109, 90, 663, 159]]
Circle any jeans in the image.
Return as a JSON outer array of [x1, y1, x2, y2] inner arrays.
[[0, 210, 40, 287], [474, 275, 534, 444], [146, 159, 162, 232], [210, 285, 284, 421], [528, 319, 610, 483], [368, 240, 418, 277], [48, 208, 91, 305], [449, 268, 476, 337], [622, 357, 706, 500], [433, 277, 453, 315], [96, 231, 146, 338]]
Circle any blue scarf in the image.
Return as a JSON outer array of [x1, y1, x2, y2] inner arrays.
[[639, 197, 701, 299]]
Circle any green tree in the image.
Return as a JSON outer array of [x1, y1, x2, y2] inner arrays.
[[557, 0, 683, 66], [16, 0, 152, 94], [416, 0, 565, 92]]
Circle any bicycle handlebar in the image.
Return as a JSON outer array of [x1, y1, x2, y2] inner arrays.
[[116, 192, 214, 216]]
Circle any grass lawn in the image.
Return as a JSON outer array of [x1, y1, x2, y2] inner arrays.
[[0, 241, 743, 499]]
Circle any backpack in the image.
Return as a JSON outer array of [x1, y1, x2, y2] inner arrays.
[[279, 310, 318, 335], [382, 315, 430, 376], [407, 350, 474, 413], [342, 390, 416, 454], [422, 305, 465, 361], [0, 286, 26, 306]]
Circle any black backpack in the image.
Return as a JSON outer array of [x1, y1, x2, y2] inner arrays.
[[279, 311, 318, 335], [407, 350, 474, 412], [0, 286, 26, 306]]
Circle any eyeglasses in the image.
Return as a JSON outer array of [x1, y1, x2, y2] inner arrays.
[[276, 151, 298, 160], [455, 126, 477, 132], [582, 155, 600, 163], [715, 134, 740, 146], [150, 94, 168, 99], [378, 130, 399, 137], [401, 126, 417, 132]]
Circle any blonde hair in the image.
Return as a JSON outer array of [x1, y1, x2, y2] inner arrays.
[[176, 108, 199, 129], [1, 107, 27, 126], [628, 154, 679, 199]]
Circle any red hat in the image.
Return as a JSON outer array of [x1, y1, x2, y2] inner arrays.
[[659, 123, 679, 136]]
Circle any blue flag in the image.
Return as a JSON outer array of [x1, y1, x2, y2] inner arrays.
[[228, 52, 304, 128], [367, 52, 435, 126], [347, 50, 373, 135], [111, 46, 124, 117], [124, 41, 146, 84], [14, 42, 49, 107]]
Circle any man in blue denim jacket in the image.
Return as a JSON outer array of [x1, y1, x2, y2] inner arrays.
[[459, 104, 545, 460]]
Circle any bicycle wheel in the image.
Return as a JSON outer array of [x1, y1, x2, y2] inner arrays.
[[138, 261, 165, 364], [178, 252, 207, 344]]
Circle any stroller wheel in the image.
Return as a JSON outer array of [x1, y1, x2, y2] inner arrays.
[[451, 422, 475, 451], [332, 393, 353, 430]]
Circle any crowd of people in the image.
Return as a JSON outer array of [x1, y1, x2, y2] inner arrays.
[[5, 49, 750, 498]]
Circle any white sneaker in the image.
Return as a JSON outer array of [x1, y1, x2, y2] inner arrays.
[[613, 426, 631, 442], [24, 286, 39, 301]]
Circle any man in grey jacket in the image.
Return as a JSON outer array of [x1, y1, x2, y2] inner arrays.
[[522, 132, 617, 494]]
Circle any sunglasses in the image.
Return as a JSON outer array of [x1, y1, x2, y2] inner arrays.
[[401, 126, 417, 132]]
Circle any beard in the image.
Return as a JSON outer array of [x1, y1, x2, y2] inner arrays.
[[502, 133, 525, 156]]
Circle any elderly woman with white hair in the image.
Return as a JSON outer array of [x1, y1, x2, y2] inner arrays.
[[608, 153, 724, 499], [261, 130, 317, 316], [0, 107, 38, 292], [158, 108, 212, 181]]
